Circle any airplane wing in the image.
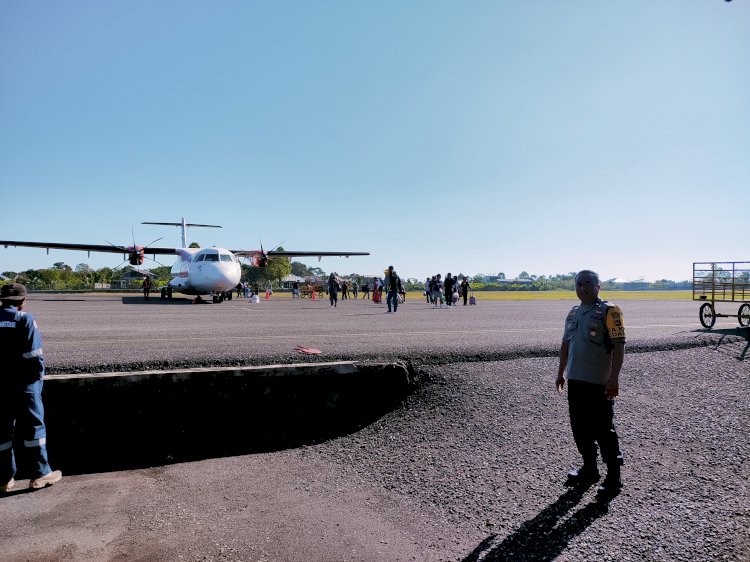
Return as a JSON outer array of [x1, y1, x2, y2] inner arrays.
[[232, 250, 369, 258], [0, 240, 179, 255]]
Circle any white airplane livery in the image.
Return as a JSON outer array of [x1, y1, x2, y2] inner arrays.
[[1, 218, 369, 303], [166, 246, 242, 301]]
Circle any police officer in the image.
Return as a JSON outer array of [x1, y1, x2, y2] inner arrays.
[[555, 270, 625, 497], [0, 283, 62, 492]]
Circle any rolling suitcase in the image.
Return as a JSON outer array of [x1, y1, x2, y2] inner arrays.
[[469, 290, 476, 305]]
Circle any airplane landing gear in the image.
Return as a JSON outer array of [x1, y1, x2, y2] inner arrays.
[[211, 292, 226, 304], [160, 287, 173, 300]]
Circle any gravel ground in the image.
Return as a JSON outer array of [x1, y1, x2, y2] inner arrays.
[[308, 343, 750, 561], [3, 343, 746, 561]]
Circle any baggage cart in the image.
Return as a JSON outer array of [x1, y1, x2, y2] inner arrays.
[[692, 261, 750, 328]]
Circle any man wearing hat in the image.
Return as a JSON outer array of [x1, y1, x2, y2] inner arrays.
[[0, 283, 62, 492]]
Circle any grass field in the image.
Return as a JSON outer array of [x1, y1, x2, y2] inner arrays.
[[234, 290, 693, 301], [34, 290, 693, 302], [402, 290, 693, 301]]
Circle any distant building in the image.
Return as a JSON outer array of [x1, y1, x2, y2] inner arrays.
[[116, 269, 154, 289], [483, 275, 533, 285], [281, 274, 306, 288], [609, 277, 649, 290]]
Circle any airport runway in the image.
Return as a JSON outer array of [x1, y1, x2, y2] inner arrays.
[[27, 292, 732, 373]]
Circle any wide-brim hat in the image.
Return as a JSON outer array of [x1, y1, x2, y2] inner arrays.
[[1, 283, 27, 301]]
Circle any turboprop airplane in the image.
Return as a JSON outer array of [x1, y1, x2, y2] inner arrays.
[[0, 218, 369, 303]]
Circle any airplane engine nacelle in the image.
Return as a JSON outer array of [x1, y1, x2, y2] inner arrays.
[[253, 255, 269, 268], [129, 248, 145, 265]]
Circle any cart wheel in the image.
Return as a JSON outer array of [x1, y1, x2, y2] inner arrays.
[[738, 304, 750, 327], [699, 303, 716, 329]]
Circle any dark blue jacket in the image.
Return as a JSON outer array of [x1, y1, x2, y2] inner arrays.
[[0, 305, 45, 382]]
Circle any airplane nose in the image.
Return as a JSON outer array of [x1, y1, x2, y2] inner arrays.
[[218, 264, 240, 287]]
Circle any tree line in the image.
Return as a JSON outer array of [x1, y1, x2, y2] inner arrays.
[[1, 250, 298, 291], [2, 261, 690, 292], [468, 273, 690, 291]]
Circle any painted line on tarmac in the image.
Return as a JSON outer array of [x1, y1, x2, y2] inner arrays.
[[630, 324, 697, 328]]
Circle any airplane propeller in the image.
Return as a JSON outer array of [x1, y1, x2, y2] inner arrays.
[[253, 239, 270, 268], [246, 238, 284, 268], [105, 230, 166, 270]]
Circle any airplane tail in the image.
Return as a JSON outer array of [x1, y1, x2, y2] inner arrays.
[[142, 218, 222, 248]]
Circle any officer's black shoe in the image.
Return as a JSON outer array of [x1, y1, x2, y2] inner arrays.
[[596, 472, 622, 500], [565, 465, 600, 487]]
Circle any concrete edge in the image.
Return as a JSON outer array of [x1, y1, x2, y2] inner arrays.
[[44, 360, 365, 381]]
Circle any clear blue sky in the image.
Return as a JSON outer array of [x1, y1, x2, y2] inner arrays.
[[2, 1, 748, 282]]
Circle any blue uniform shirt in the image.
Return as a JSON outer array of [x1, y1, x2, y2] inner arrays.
[[0, 305, 45, 381]]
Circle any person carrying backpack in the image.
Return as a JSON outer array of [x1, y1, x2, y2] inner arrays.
[[385, 266, 403, 313]]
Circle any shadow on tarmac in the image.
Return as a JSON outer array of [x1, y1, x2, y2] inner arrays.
[[41, 365, 411, 477], [121, 296, 193, 305], [462, 487, 609, 562]]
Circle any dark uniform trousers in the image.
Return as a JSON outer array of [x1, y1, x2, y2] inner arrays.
[[567, 379, 623, 469]]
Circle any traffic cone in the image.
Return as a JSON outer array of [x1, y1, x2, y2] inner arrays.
[[265, 289, 270, 300], [312, 288, 317, 300]]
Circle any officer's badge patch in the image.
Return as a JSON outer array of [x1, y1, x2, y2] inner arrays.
[[606, 306, 625, 339]]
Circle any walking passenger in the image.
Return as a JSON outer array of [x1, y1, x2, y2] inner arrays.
[[460, 276, 471, 306], [327, 273, 340, 308], [341, 280, 349, 300], [431, 274, 443, 308], [444, 273, 455, 308], [385, 266, 403, 313], [142, 276, 152, 301]]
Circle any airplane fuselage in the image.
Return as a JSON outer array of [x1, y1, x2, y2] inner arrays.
[[167, 247, 241, 296]]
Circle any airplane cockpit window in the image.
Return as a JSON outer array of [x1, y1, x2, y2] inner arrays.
[[204, 253, 219, 262], [193, 254, 205, 262], [220, 254, 232, 262]]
